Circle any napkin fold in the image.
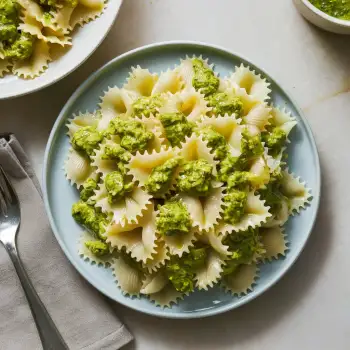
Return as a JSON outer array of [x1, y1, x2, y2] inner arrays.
[[0, 135, 133, 350]]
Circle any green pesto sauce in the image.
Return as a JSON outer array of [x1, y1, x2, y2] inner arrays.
[[106, 118, 153, 154], [166, 246, 207, 293], [240, 128, 264, 159], [145, 157, 181, 197], [223, 189, 247, 224], [156, 200, 192, 237], [85, 240, 109, 256], [104, 171, 133, 204], [227, 171, 254, 191], [72, 201, 108, 240], [177, 159, 213, 196], [198, 126, 228, 160], [159, 112, 195, 147], [222, 228, 263, 275], [206, 92, 244, 117], [80, 177, 98, 205], [261, 127, 286, 158], [257, 170, 287, 215], [0, 0, 34, 61], [218, 129, 264, 181], [4, 32, 34, 60], [72, 126, 103, 157], [131, 94, 163, 118], [192, 58, 219, 96], [309, 0, 350, 20], [101, 143, 130, 175], [0, 0, 19, 44]]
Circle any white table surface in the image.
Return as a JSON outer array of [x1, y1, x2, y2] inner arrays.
[[1, 0, 350, 349]]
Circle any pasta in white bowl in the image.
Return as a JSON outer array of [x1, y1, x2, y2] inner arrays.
[[0, 0, 123, 99], [64, 55, 312, 308]]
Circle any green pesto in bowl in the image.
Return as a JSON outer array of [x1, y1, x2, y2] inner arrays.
[[309, 0, 350, 20]]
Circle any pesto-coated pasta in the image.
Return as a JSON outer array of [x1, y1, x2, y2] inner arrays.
[[65, 57, 312, 308], [1, 0, 105, 79]]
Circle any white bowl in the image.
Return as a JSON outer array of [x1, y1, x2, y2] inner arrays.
[[294, 0, 350, 35], [0, 0, 123, 100]]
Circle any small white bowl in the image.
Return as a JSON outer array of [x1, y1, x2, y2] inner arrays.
[[294, 0, 350, 35]]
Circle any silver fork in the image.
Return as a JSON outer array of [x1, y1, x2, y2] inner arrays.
[[0, 166, 68, 350]]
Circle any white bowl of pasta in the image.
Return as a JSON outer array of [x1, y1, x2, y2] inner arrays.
[[0, 0, 123, 99]]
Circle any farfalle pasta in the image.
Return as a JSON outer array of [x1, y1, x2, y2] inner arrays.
[[0, 0, 105, 79], [65, 57, 312, 307]]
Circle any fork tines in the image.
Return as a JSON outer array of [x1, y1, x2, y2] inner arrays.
[[0, 167, 13, 216]]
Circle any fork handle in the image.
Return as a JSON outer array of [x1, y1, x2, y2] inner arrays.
[[5, 243, 68, 350]]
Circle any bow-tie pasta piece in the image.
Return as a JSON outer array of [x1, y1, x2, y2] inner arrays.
[[229, 64, 271, 103], [177, 56, 219, 96], [221, 263, 259, 296], [128, 147, 179, 197], [151, 69, 184, 95], [194, 247, 225, 290], [65, 148, 96, 188], [98, 87, 138, 129], [142, 241, 170, 273], [93, 176, 151, 226], [19, 12, 71, 46], [218, 192, 272, 234], [123, 66, 159, 97], [69, 0, 106, 29], [66, 111, 101, 138], [12, 39, 51, 78], [280, 170, 312, 215], [260, 227, 288, 261], [78, 231, 114, 267], [106, 203, 157, 262], [159, 88, 210, 123], [112, 254, 144, 296]]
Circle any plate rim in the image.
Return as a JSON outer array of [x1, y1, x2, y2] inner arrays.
[[42, 40, 321, 319], [0, 0, 124, 100]]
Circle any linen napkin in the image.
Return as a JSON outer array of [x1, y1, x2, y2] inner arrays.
[[0, 135, 133, 350]]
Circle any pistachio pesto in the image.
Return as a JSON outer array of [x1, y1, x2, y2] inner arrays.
[[131, 94, 163, 118], [309, 0, 350, 20], [104, 171, 133, 204], [192, 58, 219, 96], [72, 201, 108, 240], [0, 0, 35, 61], [261, 127, 286, 158], [257, 170, 288, 216], [227, 171, 255, 191], [218, 128, 264, 181], [106, 118, 153, 154], [80, 177, 98, 205], [156, 200, 192, 237], [85, 240, 109, 256], [145, 157, 181, 197], [222, 189, 247, 224], [71, 126, 103, 157], [159, 112, 195, 147], [198, 126, 228, 160], [166, 245, 207, 293], [0, 0, 19, 43], [222, 228, 263, 275], [207, 92, 244, 117], [177, 159, 213, 196], [101, 143, 131, 175]]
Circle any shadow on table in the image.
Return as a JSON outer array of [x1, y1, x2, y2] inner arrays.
[[116, 159, 331, 350]]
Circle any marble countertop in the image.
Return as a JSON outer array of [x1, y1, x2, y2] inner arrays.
[[1, 0, 350, 349]]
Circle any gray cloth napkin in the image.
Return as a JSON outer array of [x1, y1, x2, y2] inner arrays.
[[0, 135, 133, 350]]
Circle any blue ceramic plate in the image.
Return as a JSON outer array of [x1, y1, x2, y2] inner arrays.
[[43, 41, 320, 319]]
